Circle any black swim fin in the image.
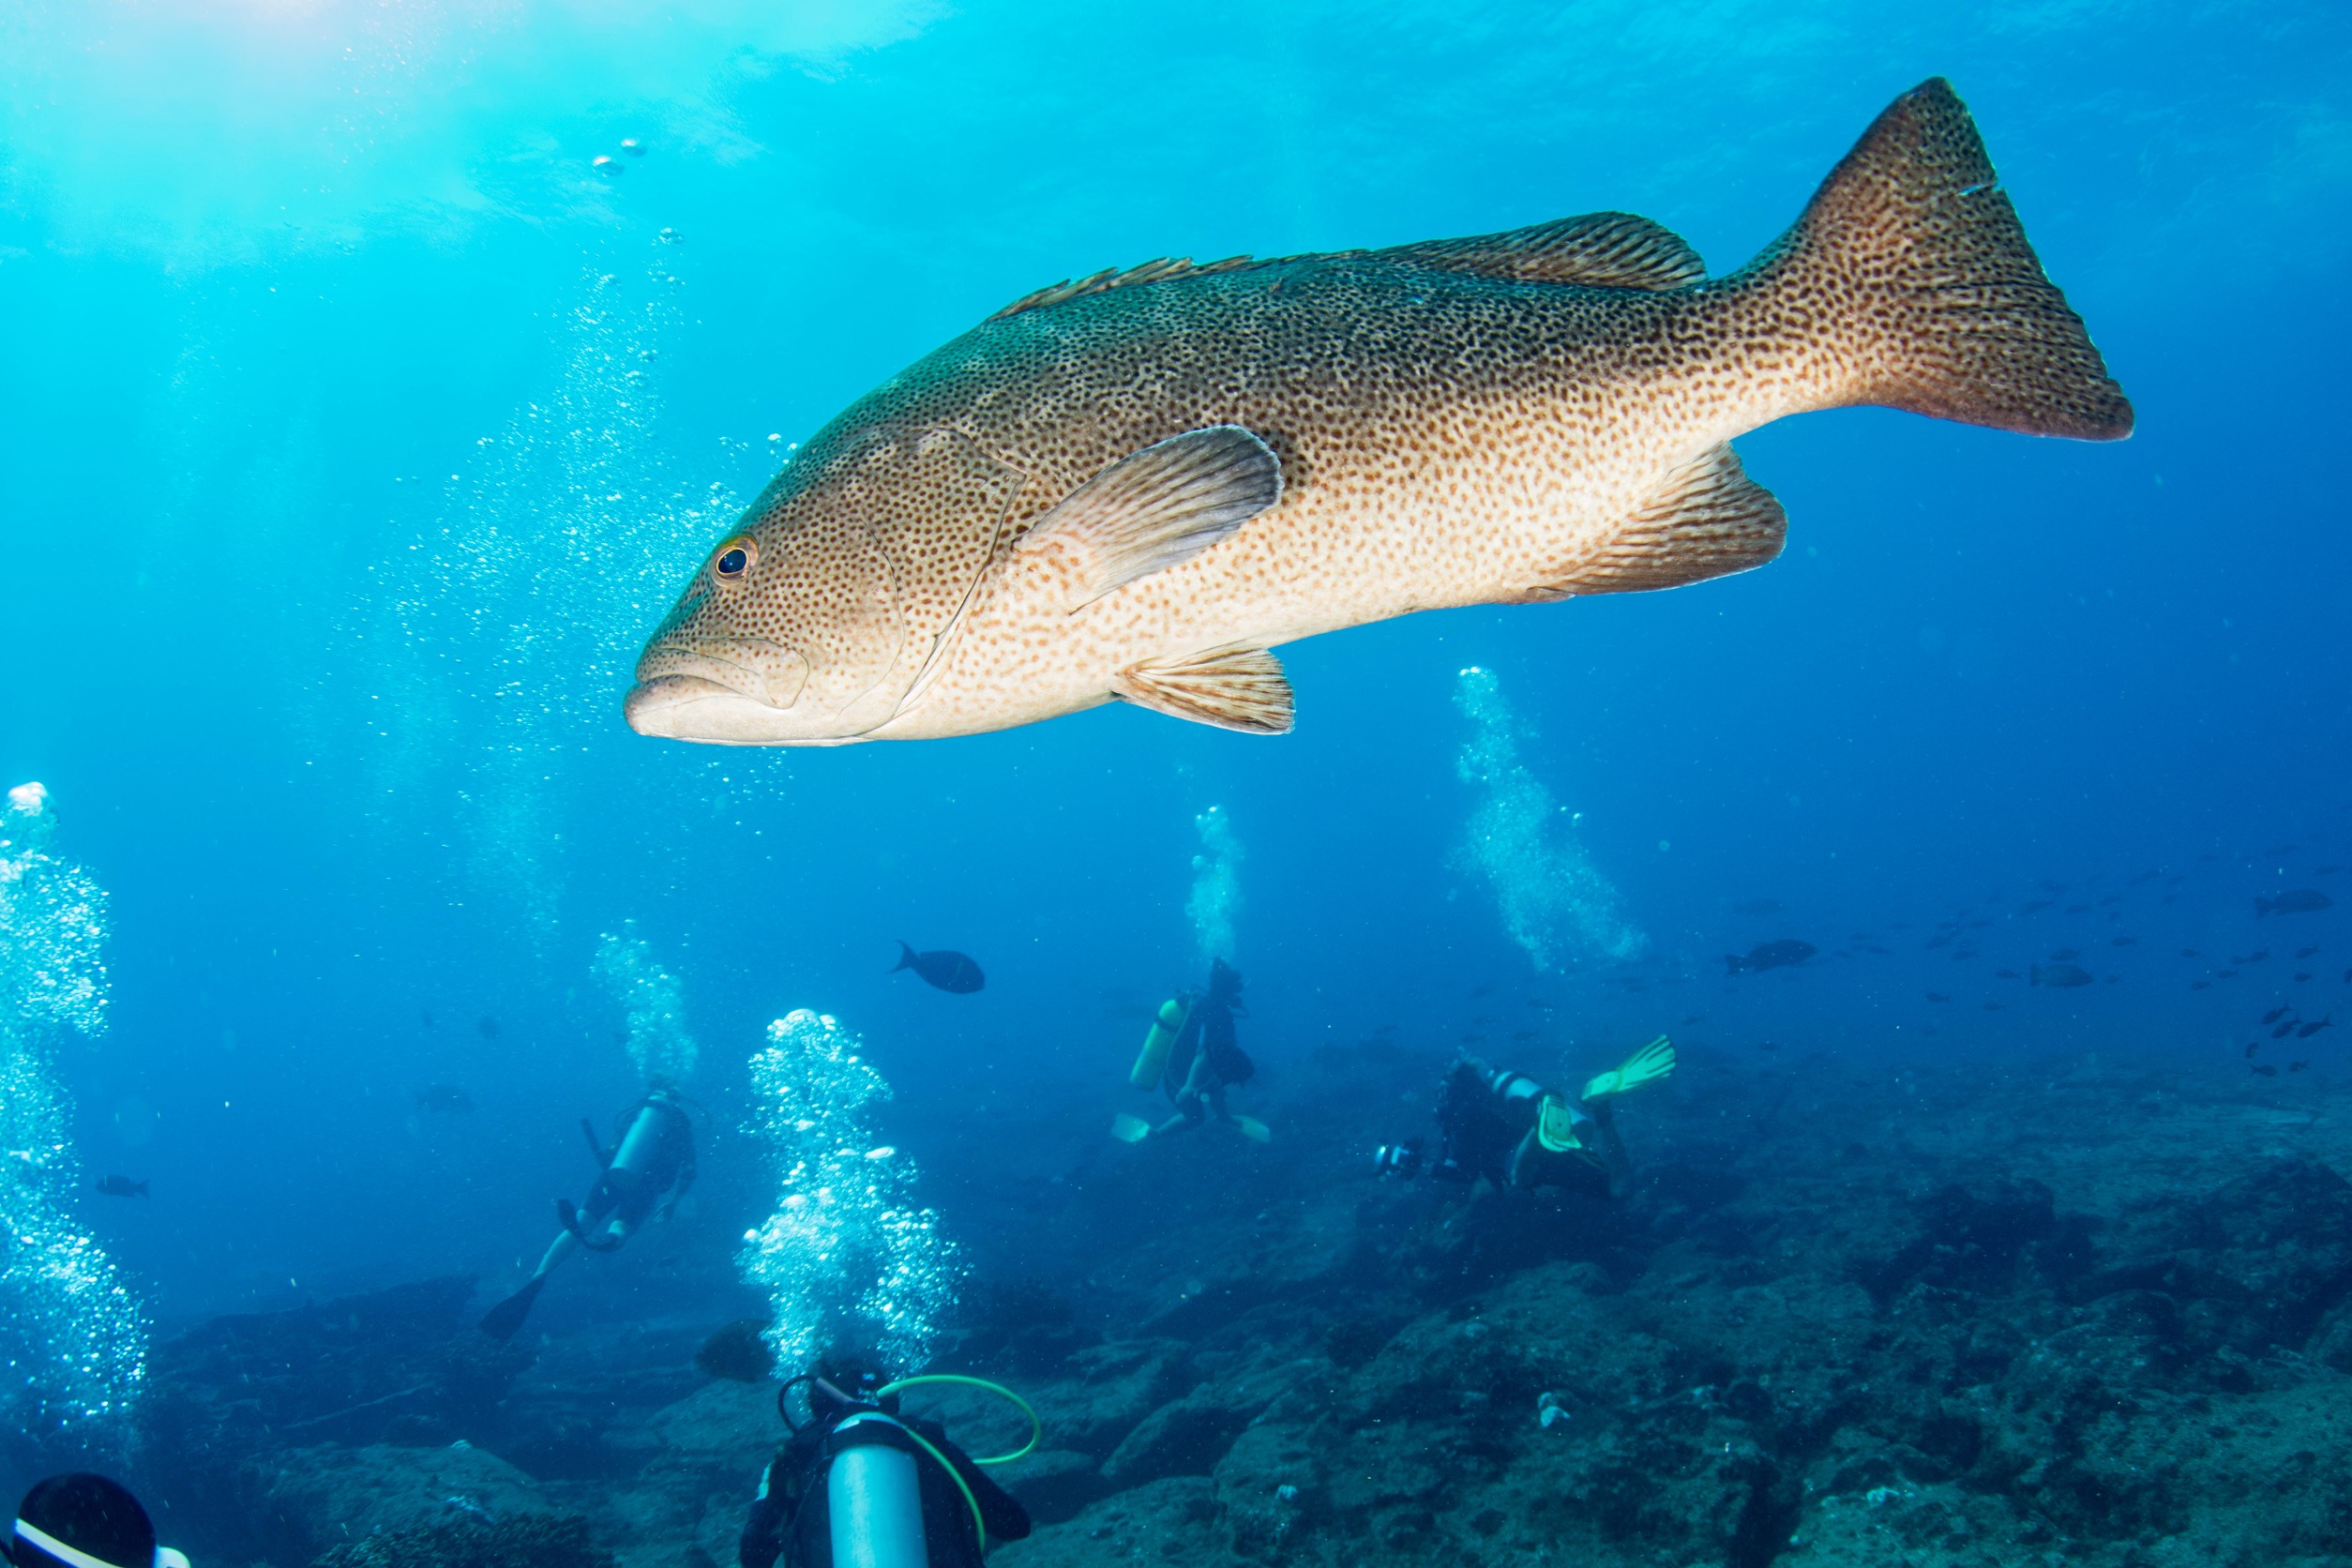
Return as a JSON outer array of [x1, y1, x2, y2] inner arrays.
[[478, 1274, 544, 1341]]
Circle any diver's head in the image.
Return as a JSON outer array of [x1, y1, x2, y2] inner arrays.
[[807, 1358, 895, 1424], [1206, 957, 1244, 1003], [9, 1474, 188, 1568]]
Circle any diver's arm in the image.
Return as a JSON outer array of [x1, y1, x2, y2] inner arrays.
[[914, 1421, 1033, 1545], [736, 1454, 790, 1568]]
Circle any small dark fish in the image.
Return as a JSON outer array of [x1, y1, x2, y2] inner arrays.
[[414, 1084, 475, 1114], [2191, 981, 2211, 990], [1995, 968, 2019, 979], [2243, 1041, 2258, 1058], [2296, 946, 2320, 958], [1681, 1014, 1707, 1025], [1924, 992, 1951, 1003], [2244, 950, 2269, 963], [2018, 899, 2053, 915], [1459, 1033, 1485, 1044], [2111, 937, 2135, 946], [1726, 940, 1816, 974], [419, 1009, 436, 1030], [1511, 1029, 1539, 1041], [2050, 947, 2081, 961], [1733, 898, 1782, 916], [2289, 1061, 2310, 1073], [2295, 972, 2314, 983], [2031, 963, 2093, 988], [2180, 948, 2199, 957], [2037, 880, 2069, 894], [95, 1175, 148, 1199], [2218, 969, 2239, 979], [2252, 1063, 2278, 1078], [2065, 904, 2091, 914], [2263, 1005, 2292, 1024], [1925, 931, 1955, 949], [891, 942, 986, 994], [2256, 890, 2333, 917], [2271, 1021, 2299, 1039], [2297, 1016, 2333, 1039], [1983, 1002, 2006, 1011], [476, 1016, 501, 1039]]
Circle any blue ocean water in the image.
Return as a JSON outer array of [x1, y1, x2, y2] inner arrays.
[[3, 1, 2349, 1560]]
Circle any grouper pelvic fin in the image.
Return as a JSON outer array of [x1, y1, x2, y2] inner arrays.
[[1019, 426, 1283, 611], [1114, 645, 1294, 735], [1389, 212, 1706, 291], [1528, 445, 1787, 599]]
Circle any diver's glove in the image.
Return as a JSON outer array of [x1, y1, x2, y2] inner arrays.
[[1582, 1035, 1675, 1100]]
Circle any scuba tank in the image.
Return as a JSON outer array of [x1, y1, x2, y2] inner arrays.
[[1129, 998, 1189, 1090], [826, 1411, 930, 1568]]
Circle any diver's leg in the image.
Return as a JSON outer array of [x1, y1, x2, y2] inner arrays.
[[533, 1228, 581, 1279], [1584, 1098, 1636, 1199]]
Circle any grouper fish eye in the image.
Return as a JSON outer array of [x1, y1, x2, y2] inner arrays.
[[626, 79, 2132, 749]]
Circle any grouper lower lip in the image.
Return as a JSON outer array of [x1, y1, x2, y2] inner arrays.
[[623, 675, 787, 744]]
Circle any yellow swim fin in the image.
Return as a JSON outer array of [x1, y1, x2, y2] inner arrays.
[[1582, 1035, 1675, 1100], [1232, 1116, 1271, 1143], [1110, 1112, 1153, 1143]]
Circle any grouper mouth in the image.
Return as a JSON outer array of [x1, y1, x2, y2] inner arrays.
[[625, 639, 815, 744]]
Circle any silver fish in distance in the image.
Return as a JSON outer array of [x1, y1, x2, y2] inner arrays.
[[627, 79, 2131, 746]]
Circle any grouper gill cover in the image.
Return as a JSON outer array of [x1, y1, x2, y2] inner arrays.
[[4, 3, 2348, 1566]]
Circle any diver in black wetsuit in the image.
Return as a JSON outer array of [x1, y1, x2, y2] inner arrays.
[[478, 1083, 697, 1340], [8, 1473, 189, 1568], [1155, 958, 1259, 1137], [739, 1367, 1030, 1568], [1380, 1038, 1675, 1199]]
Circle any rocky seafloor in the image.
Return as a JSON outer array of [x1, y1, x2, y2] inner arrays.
[[83, 1043, 2352, 1567]]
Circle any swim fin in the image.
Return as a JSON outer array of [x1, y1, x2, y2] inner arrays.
[[1232, 1116, 1271, 1143], [478, 1274, 544, 1341], [1110, 1113, 1153, 1143], [1582, 1035, 1675, 1100]]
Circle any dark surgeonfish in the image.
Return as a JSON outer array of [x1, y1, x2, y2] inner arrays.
[[2256, 890, 2332, 917], [415, 1084, 475, 1114], [2263, 1005, 2292, 1024], [95, 1175, 148, 1199], [1726, 940, 1817, 974], [893, 942, 986, 994], [624, 81, 2128, 748], [476, 1016, 502, 1039], [2030, 963, 2094, 988], [2299, 1016, 2334, 1038]]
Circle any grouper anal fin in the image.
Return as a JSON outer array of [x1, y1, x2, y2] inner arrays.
[[1528, 444, 1787, 599]]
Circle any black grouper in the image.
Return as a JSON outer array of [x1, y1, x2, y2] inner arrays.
[[626, 79, 2131, 746]]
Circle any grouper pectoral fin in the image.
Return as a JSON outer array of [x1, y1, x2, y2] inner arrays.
[[1018, 425, 1282, 611], [1114, 645, 1294, 735], [1390, 212, 1707, 291], [1526, 444, 1787, 599]]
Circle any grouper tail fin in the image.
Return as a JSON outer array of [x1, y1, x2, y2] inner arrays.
[[1754, 77, 2132, 440]]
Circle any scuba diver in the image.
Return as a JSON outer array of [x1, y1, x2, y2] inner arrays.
[[1113, 957, 1266, 1143], [1376, 1036, 1676, 1199], [739, 1364, 1034, 1568], [8, 1473, 190, 1568], [479, 1081, 697, 1341]]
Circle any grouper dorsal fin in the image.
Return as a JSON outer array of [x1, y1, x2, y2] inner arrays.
[[1390, 213, 1707, 291], [1018, 426, 1282, 611], [1531, 444, 1786, 598], [1114, 645, 1294, 735], [988, 254, 1279, 322]]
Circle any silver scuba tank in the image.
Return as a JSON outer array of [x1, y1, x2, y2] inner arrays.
[[827, 1410, 929, 1568]]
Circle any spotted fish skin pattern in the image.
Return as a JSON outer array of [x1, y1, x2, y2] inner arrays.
[[627, 79, 2130, 746]]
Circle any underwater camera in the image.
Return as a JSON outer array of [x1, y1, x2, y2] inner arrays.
[[1373, 1138, 1424, 1179]]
